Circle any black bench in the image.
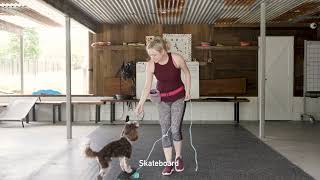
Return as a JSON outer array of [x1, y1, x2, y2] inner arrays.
[[102, 97, 250, 124]]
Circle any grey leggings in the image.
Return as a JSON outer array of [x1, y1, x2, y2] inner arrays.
[[157, 98, 186, 148]]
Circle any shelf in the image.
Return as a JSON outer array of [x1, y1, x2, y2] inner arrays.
[[95, 45, 146, 51], [194, 46, 258, 51], [96, 45, 258, 51]]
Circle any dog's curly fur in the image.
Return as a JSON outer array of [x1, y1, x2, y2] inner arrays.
[[85, 121, 139, 178]]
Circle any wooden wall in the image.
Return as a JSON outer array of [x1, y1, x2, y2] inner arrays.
[[89, 24, 317, 97]]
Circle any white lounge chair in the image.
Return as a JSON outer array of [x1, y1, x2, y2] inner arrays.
[[0, 97, 38, 127]]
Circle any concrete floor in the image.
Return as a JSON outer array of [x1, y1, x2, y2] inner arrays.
[[0, 122, 98, 180], [0, 121, 319, 180], [242, 121, 320, 180]]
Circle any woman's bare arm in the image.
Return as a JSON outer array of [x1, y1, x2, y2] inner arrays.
[[137, 61, 154, 105]]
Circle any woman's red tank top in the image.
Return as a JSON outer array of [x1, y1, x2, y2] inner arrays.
[[154, 53, 185, 102]]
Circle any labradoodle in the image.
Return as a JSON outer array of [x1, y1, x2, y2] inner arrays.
[[85, 121, 139, 179]]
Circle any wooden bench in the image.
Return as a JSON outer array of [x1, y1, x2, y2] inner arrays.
[[63, 101, 105, 123], [102, 99, 138, 123], [0, 103, 9, 118], [0, 103, 8, 108], [35, 100, 104, 124], [35, 101, 63, 123], [102, 97, 250, 124]]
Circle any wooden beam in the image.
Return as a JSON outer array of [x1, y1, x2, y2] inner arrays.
[[16, 8, 61, 27], [0, 7, 62, 27], [42, 0, 98, 33], [0, 3, 25, 8], [0, 19, 23, 34]]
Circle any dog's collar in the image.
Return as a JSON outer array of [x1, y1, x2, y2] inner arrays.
[[121, 135, 133, 145]]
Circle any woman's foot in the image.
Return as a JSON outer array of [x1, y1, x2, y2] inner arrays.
[[162, 165, 174, 176], [175, 156, 184, 172]]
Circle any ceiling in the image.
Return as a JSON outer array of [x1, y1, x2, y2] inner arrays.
[[2, 0, 320, 34], [67, 0, 320, 25], [0, 0, 63, 33]]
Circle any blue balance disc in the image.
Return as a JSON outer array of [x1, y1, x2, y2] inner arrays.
[[131, 171, 140, 179], [117, 170, 140, 180]]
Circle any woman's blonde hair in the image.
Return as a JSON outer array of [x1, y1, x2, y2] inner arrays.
[[146, 36, 170, 52]]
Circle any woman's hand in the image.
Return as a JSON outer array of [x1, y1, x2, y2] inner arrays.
[[135, 103, 144, 115], [184, 90, 191, 101]]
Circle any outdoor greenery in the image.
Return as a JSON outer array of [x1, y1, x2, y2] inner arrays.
[[0, 28, 40, 61]]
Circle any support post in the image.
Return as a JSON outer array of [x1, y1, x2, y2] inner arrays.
[[259, 1, 266, 139], [66, 15, 72, 139]]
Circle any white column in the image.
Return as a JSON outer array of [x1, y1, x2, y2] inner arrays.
[[20, 33, 24, 94], [259, 1, 266, 139], [66, 15, 72, 139]]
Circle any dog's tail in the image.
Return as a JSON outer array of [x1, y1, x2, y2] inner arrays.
[[84, 141, 98, 158]]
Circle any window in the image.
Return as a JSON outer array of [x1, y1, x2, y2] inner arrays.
[[0, 31, 21, 94], [0, 20, 89, 95]]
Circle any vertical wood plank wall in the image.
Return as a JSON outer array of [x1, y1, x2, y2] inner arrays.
[[89, 24, 317, 97]]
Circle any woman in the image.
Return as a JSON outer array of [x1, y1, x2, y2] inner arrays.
[[135, 36, 191, 176]]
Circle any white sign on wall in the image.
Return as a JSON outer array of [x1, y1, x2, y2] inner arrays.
[[163, 34, 192, 62]]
